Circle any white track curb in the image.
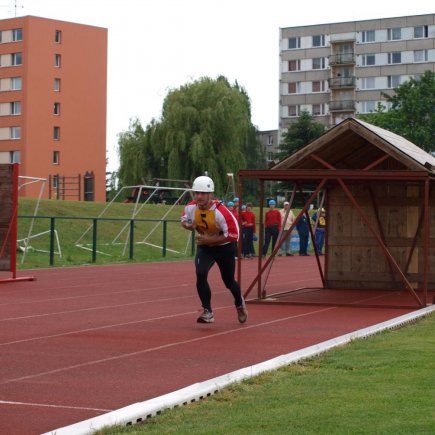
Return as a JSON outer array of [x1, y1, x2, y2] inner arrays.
[[42, 305, 435, 435]]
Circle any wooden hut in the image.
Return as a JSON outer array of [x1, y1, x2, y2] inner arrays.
[[239, 118, 435, 308]]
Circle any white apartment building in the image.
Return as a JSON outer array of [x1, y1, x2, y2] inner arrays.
[[279, 14, 435, 138]]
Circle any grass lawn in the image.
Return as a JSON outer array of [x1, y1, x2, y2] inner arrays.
[[96, 313, 435, 434], [17, 198, 196, 269]]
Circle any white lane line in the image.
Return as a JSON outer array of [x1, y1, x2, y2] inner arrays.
[[0, 283, 190, 307], [0, 293, 198, 322], [0, 308, 202, 347], [0, 399, 111, 412], [1, 306, 335, 385]]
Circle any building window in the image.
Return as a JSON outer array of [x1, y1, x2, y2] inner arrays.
[[387, 28, 402, 41], [361, 77, 375, 89], [55, 30, 62, 43], [312, 57, 326, 70], [10, 126, 20, 139], [53, 151, 60, 164], [388, 52, 401, 64], [53, 126, 60, 140], [267, 135, 273, 146], [312, 80, 325, 92], [267, 152, 274, 161], [312, 34, 325, 47], [288, 105, 299, 117], [414, 25, 428, 39], [312, 104, 325, 116], [288, 60, 300, 71], [361, 30, 375, 42], [388, 75, 401, 88], [10, 150, 20, 163], [54, 78, 61, 91], [11, 77, 21, 90], [288, 37, 300, 49], [10, 101, 21, 115], [54, 54, 61, 67], [288, 82, 300, 94], [12, 28, 22, 41], [361, 54, 375, 66], [361, 101, 376, 113], [53, 102, 60, 115], [11, 52, 22, 66], [414, 50, 428, 62]]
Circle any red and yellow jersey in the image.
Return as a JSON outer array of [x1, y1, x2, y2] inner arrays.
[[181, 199, 239, 243]]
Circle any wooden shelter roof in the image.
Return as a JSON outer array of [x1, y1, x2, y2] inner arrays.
[[272, 118, 435, 174]]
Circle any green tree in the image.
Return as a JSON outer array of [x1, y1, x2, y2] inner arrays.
[[117, 119, 146, 186], [277, 110, 325, 160], [117, 77, 264, 196], [359, 70, 435, 152]]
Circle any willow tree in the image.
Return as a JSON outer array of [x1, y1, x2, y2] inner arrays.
[[117, 76, 263, 195], [117, 119, 146, 187]]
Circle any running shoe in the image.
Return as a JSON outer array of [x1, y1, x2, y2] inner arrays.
[[197, 309, 214, 323], [236, 302, 248, 324]]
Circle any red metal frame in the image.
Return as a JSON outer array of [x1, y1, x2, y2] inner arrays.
[[0, 164, 34, 283]]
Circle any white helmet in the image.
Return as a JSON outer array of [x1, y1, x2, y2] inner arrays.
[[192, 176, 214, 192]]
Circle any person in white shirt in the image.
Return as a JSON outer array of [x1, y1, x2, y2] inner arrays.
[[278, 201, 295, 257]]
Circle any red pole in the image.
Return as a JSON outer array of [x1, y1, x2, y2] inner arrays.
[[10, 164, 19, 278]]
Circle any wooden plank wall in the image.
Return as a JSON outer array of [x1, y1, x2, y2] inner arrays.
[[327, 181, 434, 290]]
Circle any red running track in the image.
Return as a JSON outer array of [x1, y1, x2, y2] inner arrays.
[[0, 257, 415, 434]]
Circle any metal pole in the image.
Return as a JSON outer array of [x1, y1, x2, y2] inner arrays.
[[92, 218, 97, 263], [129, 219, 134, 259], [162, 220, 167, 257], [49, 217, 55, 266]]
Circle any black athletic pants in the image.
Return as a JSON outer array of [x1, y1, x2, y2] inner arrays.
[[195, 243, 243, 311]]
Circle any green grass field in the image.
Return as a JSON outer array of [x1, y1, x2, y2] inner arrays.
[[96, 313, 435, 434], [16, 198, 196, 269]]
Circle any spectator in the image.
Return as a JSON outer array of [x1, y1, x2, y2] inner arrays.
[[262, 200, 281, 256], [241, 202, 256, 258], [278, 201, 295, 256], [296, 213, 310, 256], [311, 207, 326, 255], [227, 201, 239, 220]]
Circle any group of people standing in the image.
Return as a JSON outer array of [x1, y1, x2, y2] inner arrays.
[[228, 197, 326, 259], [262, 200, 326, 257]]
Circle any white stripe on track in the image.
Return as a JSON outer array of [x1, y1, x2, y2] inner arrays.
[[0, 293, 197, 322], [0, 283, 190, 307], [1, 306, 335, 385], [0, 399, 111, 412], [0, 308, 201, 346]]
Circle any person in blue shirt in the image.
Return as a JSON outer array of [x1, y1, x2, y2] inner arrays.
[[296, 214, 310, 256], [311, 208, 326, 255]]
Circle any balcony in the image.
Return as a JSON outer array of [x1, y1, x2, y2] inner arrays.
[[328, 76, 356, 89], [328, 53, 355, 66], [329, 100, 355, 112]]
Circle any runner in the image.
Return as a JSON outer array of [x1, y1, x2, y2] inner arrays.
[[181, 175, 248, 324]]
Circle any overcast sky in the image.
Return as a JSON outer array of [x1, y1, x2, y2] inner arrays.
[[3, 0, 434, 171]]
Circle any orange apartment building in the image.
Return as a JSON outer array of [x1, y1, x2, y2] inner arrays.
[[0, 16, 107, 202]]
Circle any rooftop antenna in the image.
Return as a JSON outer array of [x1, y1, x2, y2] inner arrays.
[[0, 0, 23, 17]]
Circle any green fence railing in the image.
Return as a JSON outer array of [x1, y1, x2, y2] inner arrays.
[[18, 215, 196, 267]]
